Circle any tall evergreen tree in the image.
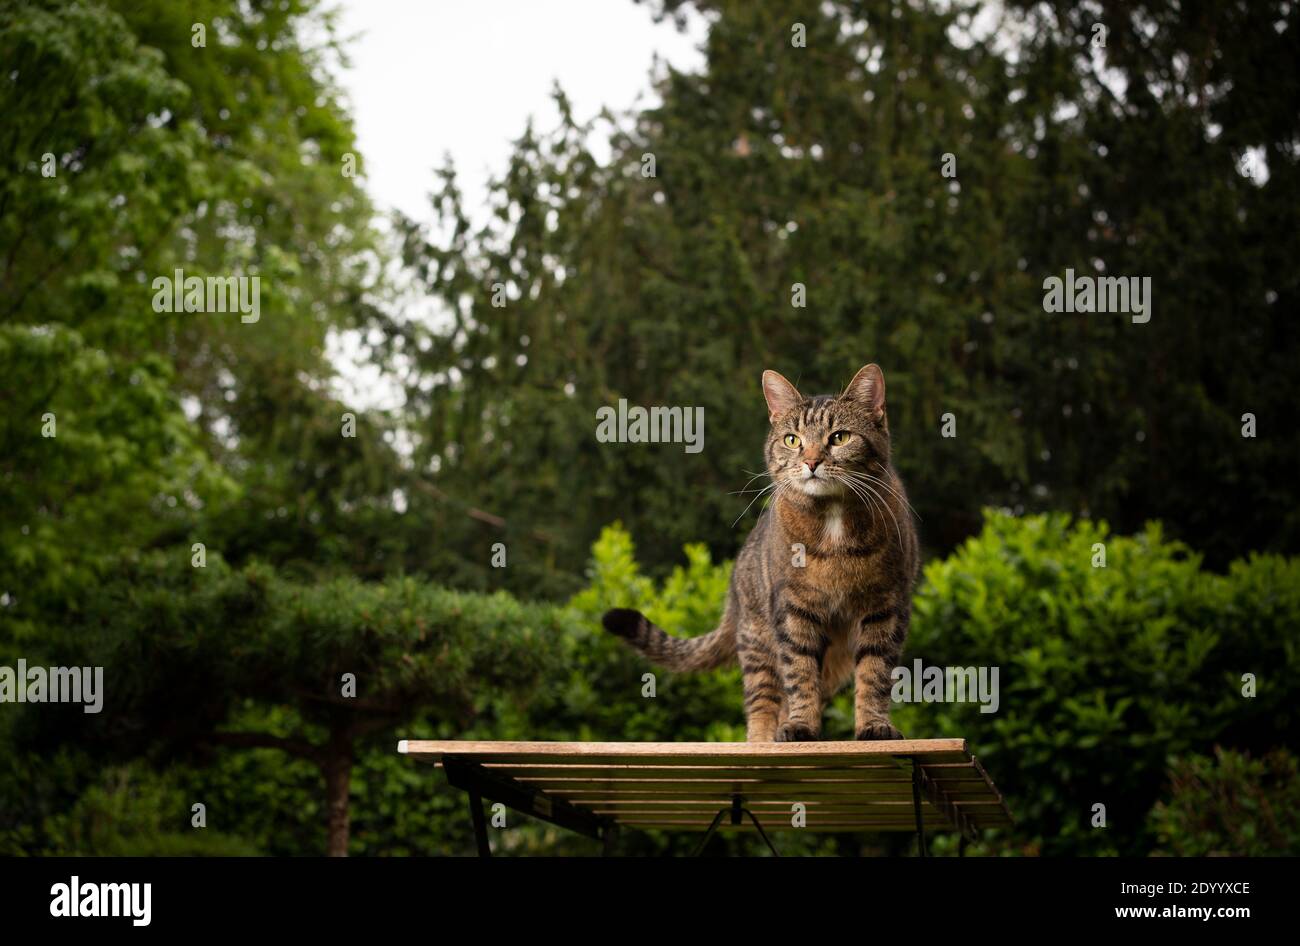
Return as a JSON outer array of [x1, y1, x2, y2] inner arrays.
[[399, 0, 1299, 591]]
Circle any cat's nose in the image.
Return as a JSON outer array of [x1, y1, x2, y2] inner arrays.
[[803, 456, 822, 472]]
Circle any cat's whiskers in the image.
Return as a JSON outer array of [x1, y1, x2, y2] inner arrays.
[[839, 476, 889, 539], [731, 468, 773, 496], [729, 467, 780, 505], [855, 477, 904, 551], [731, 478, 781, 527], [840, 468, 921, 525], [751, 477, 797, 526], [830, 472, 881, 531], [864, 463, 923, 520], [831, 469, 902, 550]]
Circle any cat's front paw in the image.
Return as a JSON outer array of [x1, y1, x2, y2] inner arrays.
[[776, 722, 820, 743], [855, 722, 904, 741]]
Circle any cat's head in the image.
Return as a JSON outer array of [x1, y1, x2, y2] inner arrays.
[[761, 364, 891, 499]]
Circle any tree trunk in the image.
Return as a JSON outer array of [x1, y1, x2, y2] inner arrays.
[[323, 729, 353, 857]]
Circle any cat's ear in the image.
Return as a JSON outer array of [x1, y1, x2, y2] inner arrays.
[[762, 370, 803, 421], [842, 363, 886, 419]]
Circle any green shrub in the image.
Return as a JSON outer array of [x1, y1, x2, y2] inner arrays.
[[7, 514, 1292, 857], [900, 511, 1300, 855], [562, 521, 744, 744], [1148, 747, 1300, 856], [42, 764, 260, 856], [507, 514, 1300, 856]]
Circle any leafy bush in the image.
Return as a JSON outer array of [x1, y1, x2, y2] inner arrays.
[[432, 515, 1298, 857], [554, 515, 1300, 856], [562, 522, 743, 743], [1148, 748, 1300, 856], [900, 511, 1300, 856], [7, 515, 1293, 857], [41, 764, 260, 857], [7, 550, 571, 856]]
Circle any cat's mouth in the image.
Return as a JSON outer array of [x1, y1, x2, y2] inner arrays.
[[796, 469, 844, 497]]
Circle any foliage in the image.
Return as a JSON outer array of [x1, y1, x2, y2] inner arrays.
[[398, 0, 1300, 594], [2, 0, 1296, 860], [1147, 747, 1300, 857], [3, 550, 568, 855], [556, 514, 1299, 857], [0, 0, 426, 855], [72, 550, 564, 724], [900, 510, 1300, 856], [565, 522, 743, 742], [5, 514, 1296, 857], [42, 764, 262, 857], [0, 324, 227, 643], [0, 0, 404, 630]]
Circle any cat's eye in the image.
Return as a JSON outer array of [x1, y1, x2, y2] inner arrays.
[[783, 433, 801, 449], [829, 430, 850, 446]]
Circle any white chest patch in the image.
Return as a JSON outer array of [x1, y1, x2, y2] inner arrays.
[[822, 504, 846, 546]]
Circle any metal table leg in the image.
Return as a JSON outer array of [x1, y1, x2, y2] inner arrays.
[[693, 795, 780, 857], [468, 790, 492, 857], [911, 762, 928, 858]]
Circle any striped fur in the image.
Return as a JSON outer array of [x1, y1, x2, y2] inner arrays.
[[603, 364, 920, 742], [602, 606, 737, 672]]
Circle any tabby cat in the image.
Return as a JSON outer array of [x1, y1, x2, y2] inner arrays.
[[603, 364, 919, 742]]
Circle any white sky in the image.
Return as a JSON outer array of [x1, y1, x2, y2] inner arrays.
[[327, 1, 708, 411], [334, 0, 708, 225]]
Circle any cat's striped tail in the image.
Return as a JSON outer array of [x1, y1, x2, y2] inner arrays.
[[601, 605, 737, 672]]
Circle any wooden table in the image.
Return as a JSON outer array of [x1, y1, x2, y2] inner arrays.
[[399, 738, 1013, 856]]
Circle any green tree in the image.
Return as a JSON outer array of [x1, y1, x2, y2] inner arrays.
[[62, 552, 566, 856], [0, 0, 405, 632], [0, 0, 430, 858], [396, 0, 1299, 595]]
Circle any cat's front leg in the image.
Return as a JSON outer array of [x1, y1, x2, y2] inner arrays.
[[738, 622, 782, 742], [774, 600, 828, 742], [852, 604, 907, 741]]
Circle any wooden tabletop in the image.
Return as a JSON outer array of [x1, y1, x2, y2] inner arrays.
[[400, 739, 1012, 836]]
